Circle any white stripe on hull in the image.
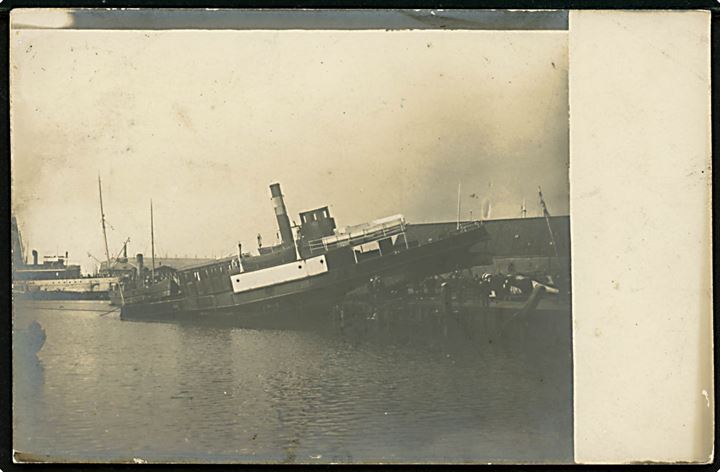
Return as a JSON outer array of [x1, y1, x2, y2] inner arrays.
[[16, 277, 119, 293], [230, 255, 328, 294]]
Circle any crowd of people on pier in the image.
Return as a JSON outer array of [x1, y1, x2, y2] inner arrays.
[[366, 264, 567, 306]]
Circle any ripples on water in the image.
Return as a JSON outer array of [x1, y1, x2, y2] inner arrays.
[[13, 299, 572, 463]]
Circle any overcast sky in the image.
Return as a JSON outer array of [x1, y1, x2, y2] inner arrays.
[[12, 26, 568, 273]]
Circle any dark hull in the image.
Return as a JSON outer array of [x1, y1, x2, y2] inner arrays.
[[109, 279, 174, 306], [120, 293, 341, 330], [121, 225, 489, 323]]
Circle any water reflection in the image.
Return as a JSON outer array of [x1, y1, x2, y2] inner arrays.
[[13, 299, 572, 463]]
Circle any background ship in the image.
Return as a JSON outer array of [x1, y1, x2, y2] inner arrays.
[[11, 216, 119, 300], [119, 183, 491, 321]]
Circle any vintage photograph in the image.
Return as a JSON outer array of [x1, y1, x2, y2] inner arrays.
[[11, 9, 572, 463]]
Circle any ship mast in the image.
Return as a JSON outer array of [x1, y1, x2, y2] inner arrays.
[[98, 176, 112, 269], [150, 199, 156, 282]]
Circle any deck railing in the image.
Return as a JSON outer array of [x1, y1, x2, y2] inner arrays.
[[457, 220, 482, 232], [307, 220, 406, 255]]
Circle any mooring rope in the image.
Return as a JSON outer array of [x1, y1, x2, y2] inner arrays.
[[98, 308, 121, 316]]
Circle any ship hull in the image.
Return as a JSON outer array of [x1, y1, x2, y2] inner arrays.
[[119, 291, 341, 329], [13, 290, 113, 301], [109, 279, 175, 306], [120, 225, 489, 323], [13, 276, 119, 301]]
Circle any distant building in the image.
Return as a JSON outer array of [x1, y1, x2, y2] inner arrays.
[[152, 258, 216, 279], [405, 215, 570, 276], [100, 256, 215, 281], [100, 260, 137, 279], [153, 257, 216, 271]]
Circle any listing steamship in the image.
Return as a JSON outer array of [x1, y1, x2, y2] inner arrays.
[[119, 183, 490, 321]]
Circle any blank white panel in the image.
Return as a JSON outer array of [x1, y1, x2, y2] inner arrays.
[[570, 10, 712, 463], [230, 255, 328, 293]]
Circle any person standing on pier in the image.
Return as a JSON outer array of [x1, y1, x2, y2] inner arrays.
[[478, 275, 491, 307], [440, 281, 452, 313]]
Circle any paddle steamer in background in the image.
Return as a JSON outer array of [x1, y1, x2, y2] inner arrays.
[[119, 183, 490, 321]]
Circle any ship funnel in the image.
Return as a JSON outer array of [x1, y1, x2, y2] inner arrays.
[[136, 254, 144, 287], [269, 183, 294, 245], [32, 249, 38, 265], [11, 216, 26, 267]]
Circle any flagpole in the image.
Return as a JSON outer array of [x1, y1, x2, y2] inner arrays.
[[150, 199, 156, 282], [538, 186, 559, 257], [456, 182, 462, 230]]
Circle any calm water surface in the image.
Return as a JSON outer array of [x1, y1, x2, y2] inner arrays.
[[13, 299, 572, 463]]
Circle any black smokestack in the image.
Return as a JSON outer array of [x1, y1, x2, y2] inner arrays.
[[136, 254, 144, 287], [270, 183, 294, 245], [32, 249, 38, 266]]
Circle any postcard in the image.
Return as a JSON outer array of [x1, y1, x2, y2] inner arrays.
[[9, 9, 712, 464]]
